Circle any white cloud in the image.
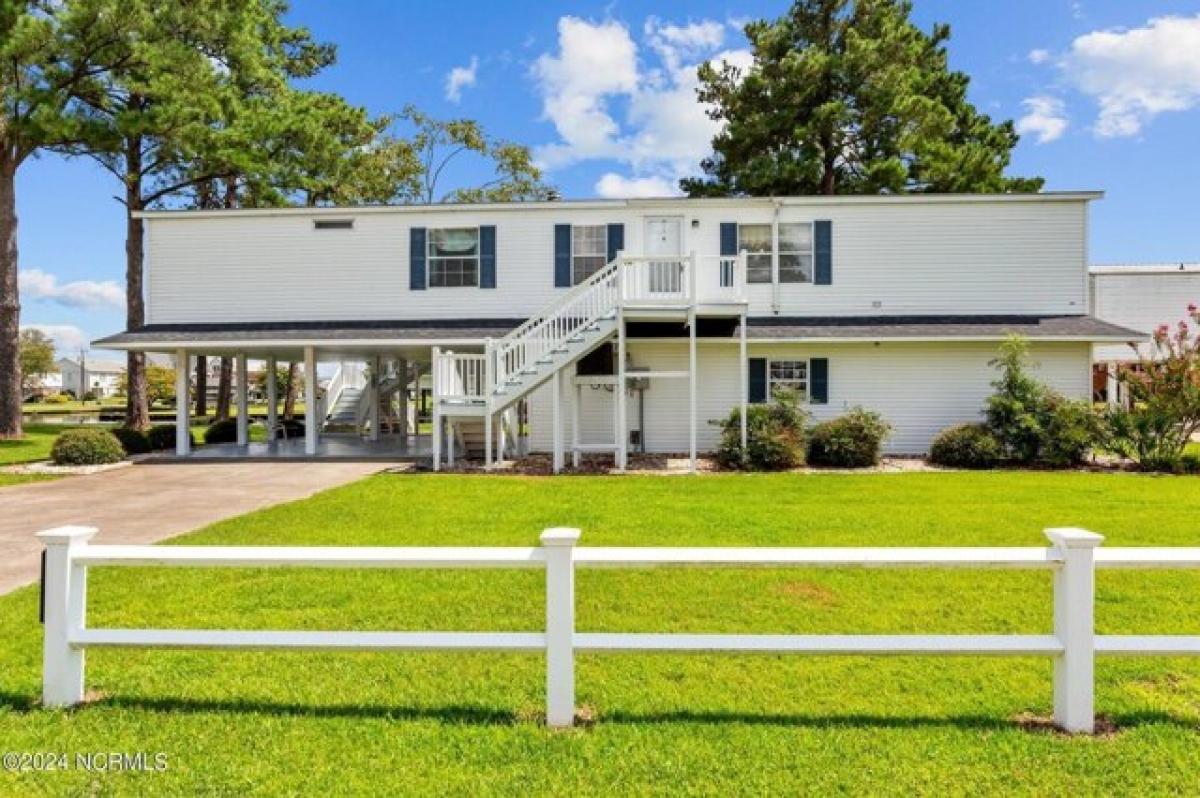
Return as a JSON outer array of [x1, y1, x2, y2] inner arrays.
[[21, 324, 88, 355], [1028, 48, 1051, 65], [1016, 96, 1070, 144], [19, 268, 123, 310], [531, 15, 751, 189], [595, 173, 678, 198], [1063, 14, 1200, 137], [444, 56, 479, 103]]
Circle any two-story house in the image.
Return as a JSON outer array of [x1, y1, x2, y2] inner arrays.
[[95, 193, 1143, 468]]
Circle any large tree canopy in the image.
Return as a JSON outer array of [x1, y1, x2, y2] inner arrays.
[[682, 0, 1043, 197]]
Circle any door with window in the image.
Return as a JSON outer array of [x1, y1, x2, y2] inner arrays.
[[643, 216, 683, 295]]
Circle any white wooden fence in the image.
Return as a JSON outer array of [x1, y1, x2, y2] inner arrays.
[[38, 526, 1200, 732]]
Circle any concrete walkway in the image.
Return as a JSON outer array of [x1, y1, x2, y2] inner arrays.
[[0, 462, 384, 595]]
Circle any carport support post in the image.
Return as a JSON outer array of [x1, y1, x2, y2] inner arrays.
[[369, 355, 381, 442], [542, 527, 580, 728], [304, 346, 318, 456], [236, 354, 249, 446], [38, 526, 96, 707], [174, 348, 190, 456], [266, 356, 278, 440], [739, 312, 748, 455], [1047, 527, 1104, 734]]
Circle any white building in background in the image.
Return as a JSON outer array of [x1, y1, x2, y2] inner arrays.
[[55, 357, 125, 398], [95, 192, 1145, 465], [1090, 264, 1200, 401]]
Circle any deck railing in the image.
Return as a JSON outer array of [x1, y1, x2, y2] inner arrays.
[[433, 351, 488, 403], [38, 526, 1200, 731]]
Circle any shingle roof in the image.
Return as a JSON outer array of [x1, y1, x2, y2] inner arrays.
[[740, 315, 1145, 340]]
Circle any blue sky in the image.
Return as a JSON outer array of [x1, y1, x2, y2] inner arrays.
[[17, 0, 1200, 356]]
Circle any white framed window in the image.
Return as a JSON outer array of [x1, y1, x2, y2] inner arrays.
[[571, 225, 608, 285], [428, 227, 480, 288], [768, 359, 808, 400], [738, 222, 813, 284]]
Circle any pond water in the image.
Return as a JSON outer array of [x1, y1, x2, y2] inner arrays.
[[22, 413, 114, 425]]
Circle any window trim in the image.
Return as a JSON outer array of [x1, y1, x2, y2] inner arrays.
[[426, 225, 482, 289], [767, 357, 810, 402], [737, 221, 815, 285], [570, 224, 609, 286]]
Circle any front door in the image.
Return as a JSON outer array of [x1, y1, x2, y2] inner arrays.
[[643, 217, 683, 294]]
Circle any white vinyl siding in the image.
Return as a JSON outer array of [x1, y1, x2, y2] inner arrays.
[[1091, 270, 1198, 362], [529, 340, 1091, 455]]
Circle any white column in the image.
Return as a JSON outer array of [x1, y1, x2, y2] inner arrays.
[[398, 357, 409, 441], [571, 372, 581, 469], [616, 312, 627, 470], [304, 346, 317, 456], [447, 421, 456, 467], [38, 526, 96, 707], [431, 349, 441, 469], [369, 355, 381, 442], [266, 355, 278, 441], [498, 406, 509, 462], [484, 411, 493, 469], [552, 367, 563, 474], [541, 527, 580, 728], [236, 354, 249, 446], [1047, 527, 1104, 734], [688, 310, 697, 473], [739, 312, 748, 456], [174, 348, 190, 456], [1105, 363, 1118, 409]]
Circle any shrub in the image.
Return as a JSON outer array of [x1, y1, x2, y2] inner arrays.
[[1040, 396, 1099, 468], [204, 418, 239, 444], [44, 393, 71, 405], [807, 407, 892, 468], [715, 388, 810, 470], [929, 424, 1002, 469], [146, 423, 195, 451], [109, 427, 152, 455], [50, 429, 125, 466], [81, 390, 98, 402]]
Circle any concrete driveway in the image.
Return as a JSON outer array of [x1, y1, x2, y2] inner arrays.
[[0, 462, 384, 595]]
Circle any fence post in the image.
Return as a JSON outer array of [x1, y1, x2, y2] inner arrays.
[[37, 526, 96, 707], [1046, 527, 1104, 733], [541, 527, 581, 728]]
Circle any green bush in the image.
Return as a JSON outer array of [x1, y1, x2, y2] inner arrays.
[[44, 393, 70, 405], [50, 428, 126, 466], [715, 389, 809, 470], [1040, 396, 1099, 468], [146, 424, 195, 451], [204, 418, 239, 444], [109, 427, 152, 455], [807, 407, 892, 468], [929, 424, 1002, 469]]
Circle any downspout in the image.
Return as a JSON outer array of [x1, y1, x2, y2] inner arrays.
[[771, 198, 782, 314]]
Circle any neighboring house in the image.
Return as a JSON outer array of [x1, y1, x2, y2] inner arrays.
[[56, 357, 125, 398], [94, 193, 1143, 465], [198, 358, 266, 404], [1090, 264, 1200, 402]]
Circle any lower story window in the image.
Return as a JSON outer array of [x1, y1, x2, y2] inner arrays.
[[769, 359, 808, 400]]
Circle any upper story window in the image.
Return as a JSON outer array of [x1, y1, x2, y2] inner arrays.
[[738, 223, 813, 284], [572, 225, 608, 285], [428, 227, 479, 288], [769, 359, 808, 400]]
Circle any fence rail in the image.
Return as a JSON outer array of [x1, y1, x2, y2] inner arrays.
[[37, 526, 1200, 733]]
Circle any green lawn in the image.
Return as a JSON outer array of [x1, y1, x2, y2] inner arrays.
[[0, 424, 83, 466], [21, 400, 124, 415], [1, 472, 1198, 795]]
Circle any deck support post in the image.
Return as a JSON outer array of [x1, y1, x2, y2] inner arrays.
[[739, 311, 748, 456], [1048, 527, 1104, 733], [484, 412, 493, 469], [551, 367, 563, 473], [266, 355, 278, 442], [38, 526, 95, 707], [369, 355, 381, 442], [430, 348, 441, 470], [174, 348, 190, 456], [688, 309, 697, 473], [398, 357, 409, 442], [571, 370, 581, 469], [236, 354, 249, 446], [303, 346, 317, 456], [616, 311, 627, 471], [542, 527, 580, 727]]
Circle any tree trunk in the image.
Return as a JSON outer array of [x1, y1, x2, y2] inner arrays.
[[283, 362, 297, 420], [194, 355, 207, 418], [214, 356, 232, 421], [123, 135, 150, 430], [0, 154, 22, 438]]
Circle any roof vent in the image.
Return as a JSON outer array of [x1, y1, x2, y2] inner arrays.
[[314, 219, 354, 230]]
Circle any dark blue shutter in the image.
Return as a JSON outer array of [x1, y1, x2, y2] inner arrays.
[[479, 225, 496, 288], [749, 358, 767, 404], [554, 224, 571, 287], [814, 220, 832, 285], [409, 227, 426, 290], [809, 358, 829, 404], [606, 223, 624, 263], [720, 222, 738, 256]]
